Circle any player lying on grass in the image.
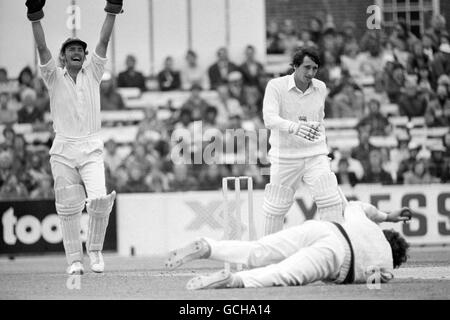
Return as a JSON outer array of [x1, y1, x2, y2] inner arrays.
[[165, 199, 411, 290]]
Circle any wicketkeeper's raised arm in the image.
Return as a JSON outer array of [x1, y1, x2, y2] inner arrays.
[[26, 0, 51, 65], [95, 0, 123, 58]]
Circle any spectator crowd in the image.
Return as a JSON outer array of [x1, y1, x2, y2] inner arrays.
[[1, 13, 450, 200]]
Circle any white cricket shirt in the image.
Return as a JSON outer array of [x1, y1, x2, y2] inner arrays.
[[263, 74, 329, 160], [40, 51, 107, 138]]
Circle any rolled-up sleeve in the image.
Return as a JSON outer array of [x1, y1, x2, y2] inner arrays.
[[263, 81, 296, 133], [89, 51, 108, 83], [39, 58, 57, 90]]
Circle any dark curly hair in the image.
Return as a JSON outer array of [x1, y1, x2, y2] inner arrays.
[[291, 47, 321, 68], [383, 229, 410, 268]]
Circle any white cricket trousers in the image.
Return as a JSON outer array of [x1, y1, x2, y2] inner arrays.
[[269, 154, 332, 190], [205, 221, 346, 287], [49, 135, 107, 199]]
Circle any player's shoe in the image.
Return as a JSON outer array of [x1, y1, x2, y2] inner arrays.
[[88, 251, 105, 273], [165, 238, 211, 269], [66, 261, 84, 275], [186, 270, 237, 290]]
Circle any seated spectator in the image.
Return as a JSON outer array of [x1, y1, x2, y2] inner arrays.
[[396, 141, 421, 184], [281, 19, 299, 57], [173, 108, 193, 131], [406, 41, 430, 75], [383, 61, 406, 103], [266, 20, 285, 54], [33, 77, 50, 114], [100, 72, 125, 110], [361, 148, 394, 185], [181, 50, 209, 90], [144, 162, 171, 193], [0, 92, 18, 125], [444, 131, 450, 161], [330, 81, 364, 118], [197, 164, 224, 190], [112, 165, 129, 193], [137, 108, 168, 140], [417, 66, 434, 93], [170, 164, 199, 191], [335, 158, 358, 187], [122, 165, 149, 193], [308, 17, 323, 44], [357, 98, 391, 136], [208, 47, 240, 90], [358, 40, 385, 84], [30, 175, 54, 199], [422, 33, 436, 63], [397, 80, 428, 118], [203, 106, 220, 130], [297, 29, 317, 50], [316, 50, 342, 91], [389, 20, 419, 54], [342, 20, 357, 44], [331, 147, 364, 181], [425, 14, 447, 49], [0, 67, 18, 94], [104, 139, 123, 173], [351, 124, 375, 172], [0, 173, 29, 200], [17, 66, 34, 93], [214, 84, 243, 127], [117, 54, 147, 91], [17, 88, 44, 124], [340, 41, 362, 80], [240, 45, 265, 92], [430, 42, 450, 84], [403, 158, 440, 184], [181, 84, 210, 121], [425, 84, 450, 127], [158, 56, 182, 91], [427, 143, 448, 182], [389, 135, 410, 182], [228, 71, 245, 104]]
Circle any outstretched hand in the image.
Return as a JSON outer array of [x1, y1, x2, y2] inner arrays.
[[386, 207, 413, 223], [25, 0, 46, 21]]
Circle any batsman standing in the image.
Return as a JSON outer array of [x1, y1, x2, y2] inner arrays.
[[262, 48, 343, 234], [26, 0, 123, 274]]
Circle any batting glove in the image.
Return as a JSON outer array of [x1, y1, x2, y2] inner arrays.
[[105, 0, 124, 14], [25, 0, 46, 22]]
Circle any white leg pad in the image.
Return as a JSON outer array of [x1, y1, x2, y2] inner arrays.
[[262, 184, 295, 235], [86, 191, 116, 252], [55, 184, 86, 265], [60, 213, 83, 264], [311, 173, 344, 223]]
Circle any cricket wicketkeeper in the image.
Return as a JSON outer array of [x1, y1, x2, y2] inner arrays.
[[26, 0, 123, 274], [261, 48, 344, 234], [166, 199, 411, 289]]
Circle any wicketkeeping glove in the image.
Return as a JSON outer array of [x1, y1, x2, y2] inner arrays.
[[25, 0, 46, 22], [289, 121, 321, 142], [105, 0, 124, 14]]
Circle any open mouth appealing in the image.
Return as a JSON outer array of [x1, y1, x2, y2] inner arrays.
[[71, 57, 82, 62]]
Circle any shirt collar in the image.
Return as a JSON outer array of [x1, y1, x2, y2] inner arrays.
[[63, 66, 86, 77], [287, 73, 318, 93]]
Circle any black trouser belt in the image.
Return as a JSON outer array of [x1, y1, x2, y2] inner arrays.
[[332, 222, 355, 284]]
